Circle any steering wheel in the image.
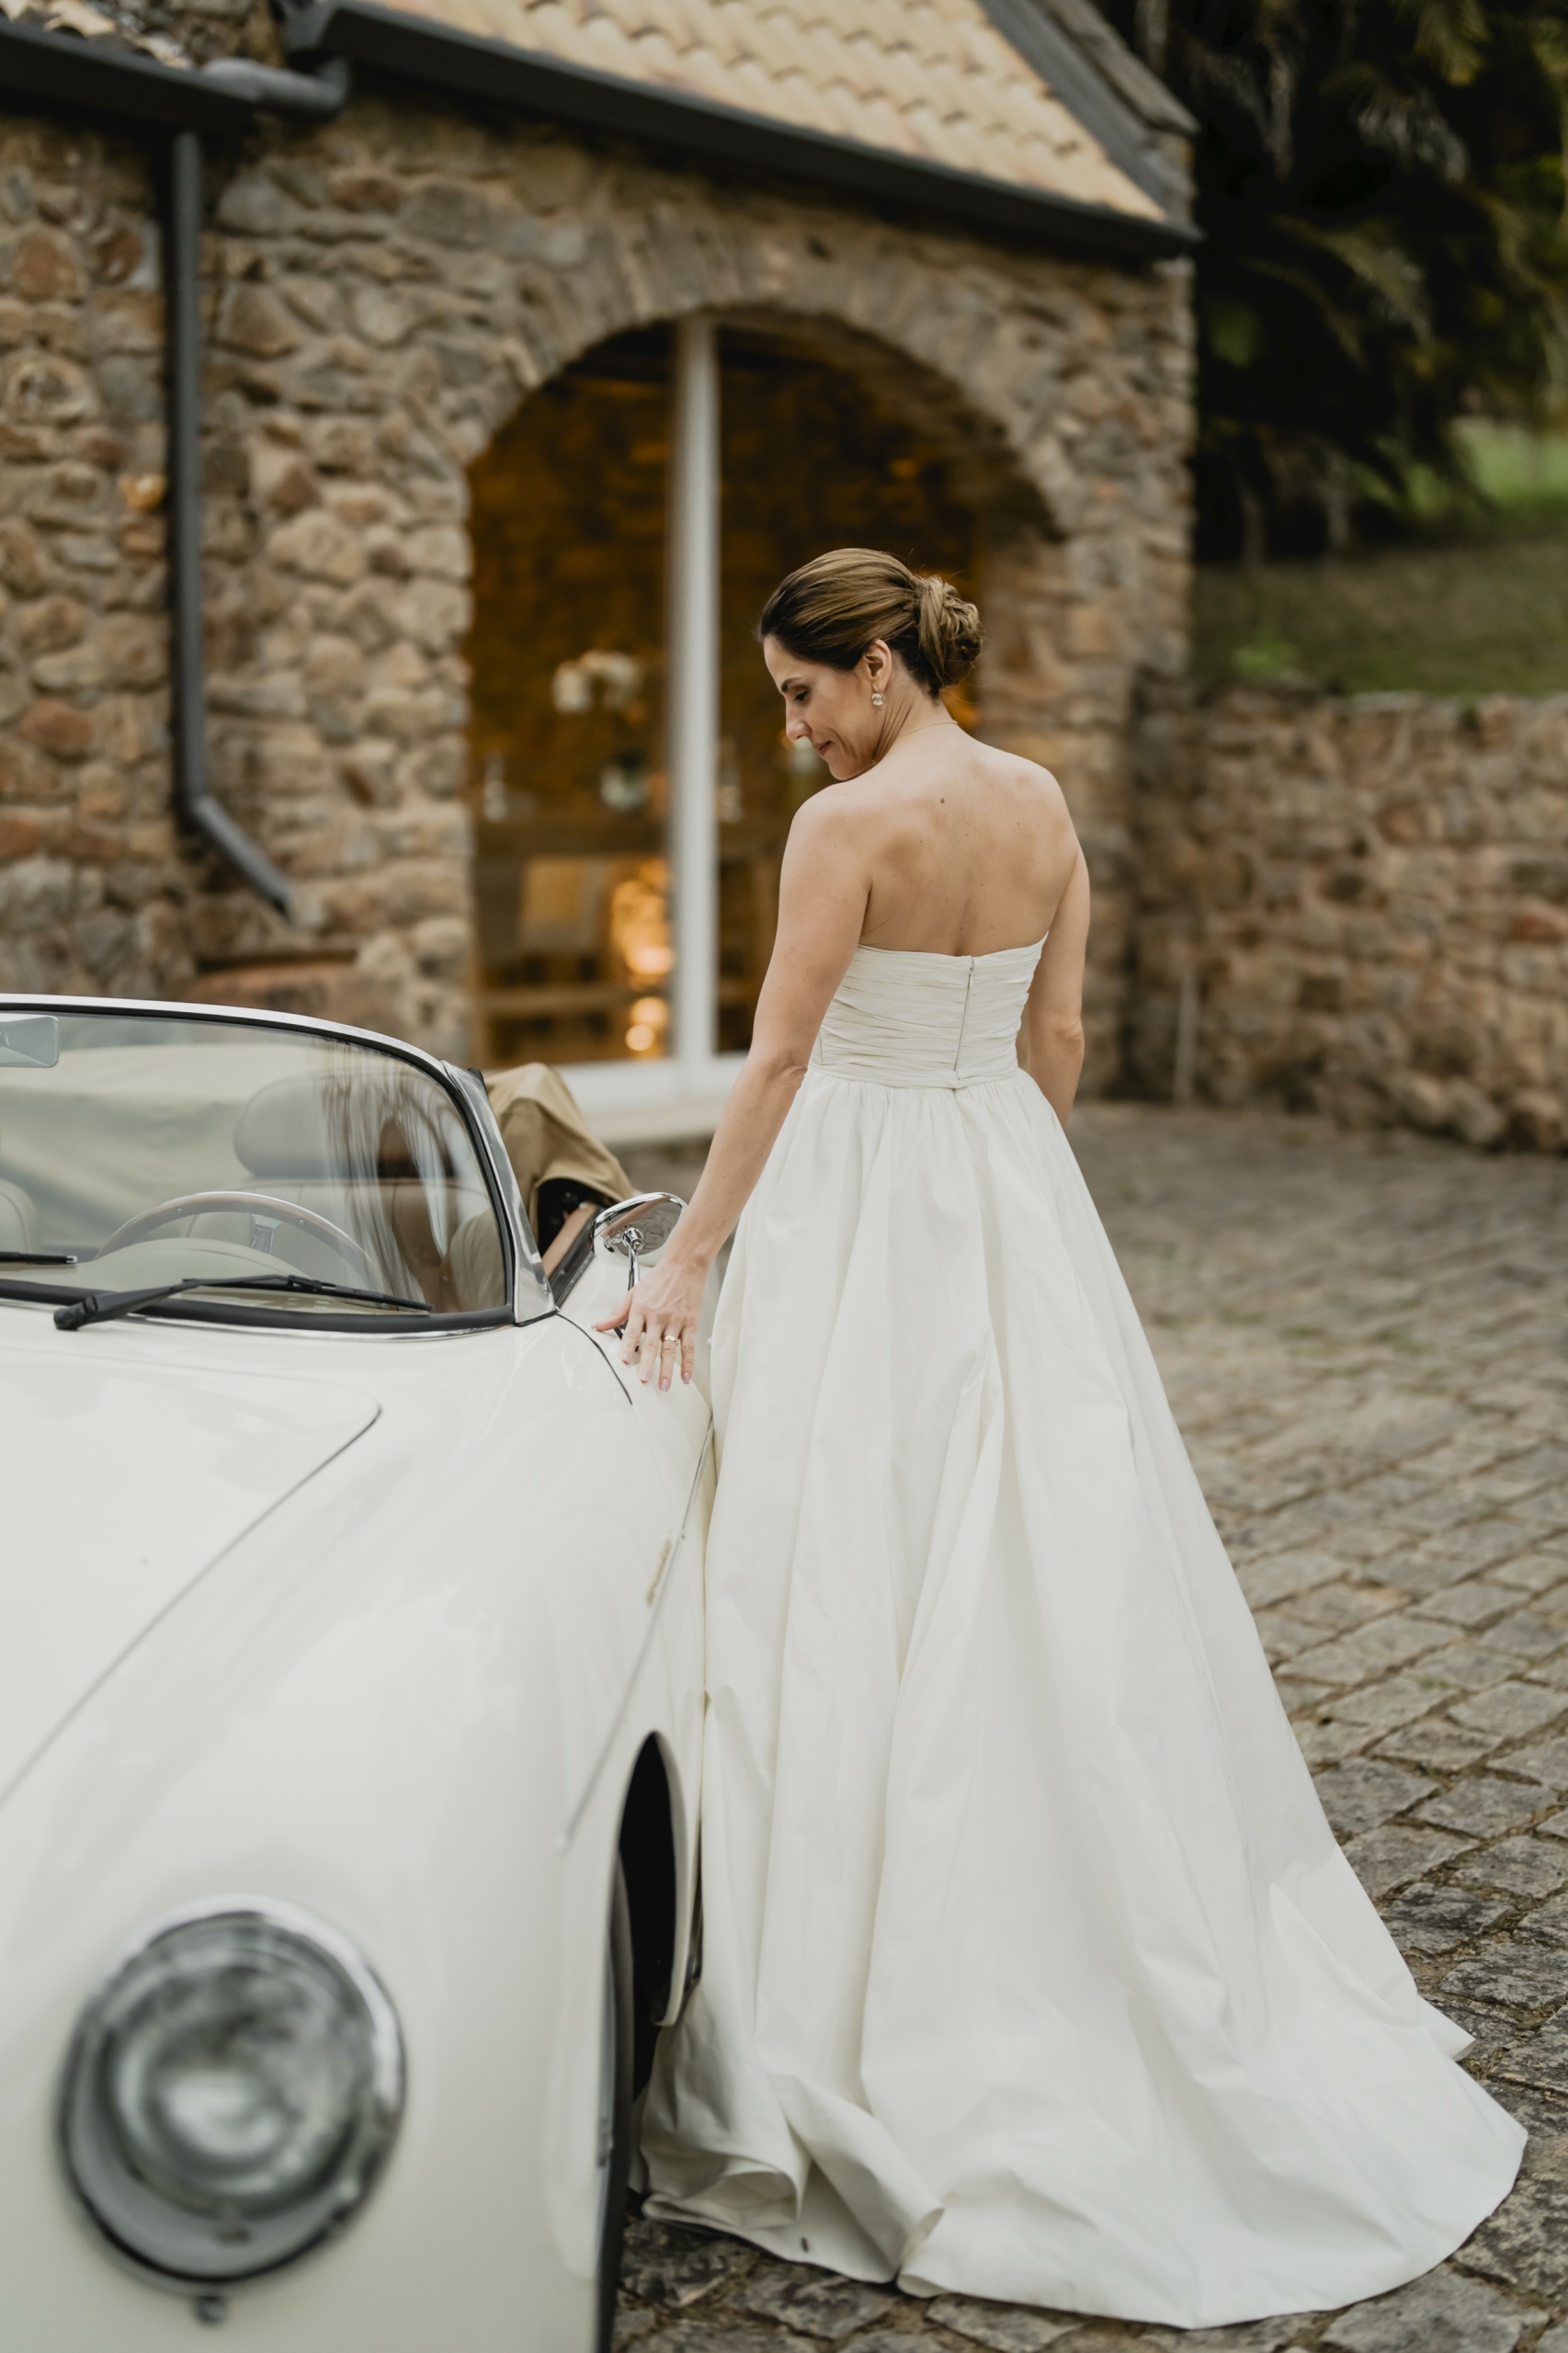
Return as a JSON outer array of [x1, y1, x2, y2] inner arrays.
[[97, 1190, 379, 1283]]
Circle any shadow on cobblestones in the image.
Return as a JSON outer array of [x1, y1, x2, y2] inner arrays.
[[618, 1108, 1568, 2353]]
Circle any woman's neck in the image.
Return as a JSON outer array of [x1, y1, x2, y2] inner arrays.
[[876, 685, 955, 760]]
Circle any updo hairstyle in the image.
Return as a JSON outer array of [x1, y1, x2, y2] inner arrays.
[[757, 548, 983, 699]]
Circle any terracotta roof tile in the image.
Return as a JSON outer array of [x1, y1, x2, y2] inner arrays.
[[368, 0, 1165, 219]]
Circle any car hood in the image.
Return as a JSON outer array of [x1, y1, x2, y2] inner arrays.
[[0, 1333, 379, 1803]]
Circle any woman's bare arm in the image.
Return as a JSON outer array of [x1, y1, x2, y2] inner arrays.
[[1019, 850, 1089, 1125], [594, 793, 869, 1387]]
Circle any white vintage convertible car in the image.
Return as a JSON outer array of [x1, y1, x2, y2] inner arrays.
[[0, 995, 711, 2348]]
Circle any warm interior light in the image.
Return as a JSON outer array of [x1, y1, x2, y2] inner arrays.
[[625, 995, 668, 1057], [608, 858, 674, 983]]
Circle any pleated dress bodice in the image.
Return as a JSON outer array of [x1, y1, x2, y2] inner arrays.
[[809, 938, 1045, 1089]]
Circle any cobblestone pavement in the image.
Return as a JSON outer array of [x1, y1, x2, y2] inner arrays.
[[618, 1105, 1568, 2353]]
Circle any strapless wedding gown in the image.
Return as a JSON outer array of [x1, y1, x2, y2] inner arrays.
[[640, 939, 1522, 2328]]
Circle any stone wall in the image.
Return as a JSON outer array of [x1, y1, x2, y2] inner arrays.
[[0, 115, 186, 1003], [1128, 683, 1568, 1148], [0, 81, 1194, 1077]]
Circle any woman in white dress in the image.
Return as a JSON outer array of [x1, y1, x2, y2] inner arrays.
[[598, 549, 1522, 2329]]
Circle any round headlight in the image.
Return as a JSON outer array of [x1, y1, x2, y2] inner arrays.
[[60, 1900, 403, 2286]]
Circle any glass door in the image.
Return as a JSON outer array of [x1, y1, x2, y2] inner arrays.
[[467, 329, 672, 1070]]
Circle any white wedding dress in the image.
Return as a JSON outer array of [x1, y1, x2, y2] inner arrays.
[[640, 938, 1523, 2328]]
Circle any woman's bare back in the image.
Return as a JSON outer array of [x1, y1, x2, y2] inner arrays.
[[839, 726, 1081, 957]]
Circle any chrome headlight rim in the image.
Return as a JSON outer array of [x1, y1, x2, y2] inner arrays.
[[58, 1894, 404, 2291]]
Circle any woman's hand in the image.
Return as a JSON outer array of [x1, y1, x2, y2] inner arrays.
[[594, 1248, 710, 1391]]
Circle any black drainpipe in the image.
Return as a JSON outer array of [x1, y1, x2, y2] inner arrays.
[[165, 128, 292, 914], [165, 62, 349, 917]]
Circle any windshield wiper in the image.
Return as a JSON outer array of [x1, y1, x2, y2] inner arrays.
[[55, 1272, 431, 1331], [0, 1249, 77, 1265]]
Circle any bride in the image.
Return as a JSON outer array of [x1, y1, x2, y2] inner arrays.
[[597, 548, 1522, 2328]]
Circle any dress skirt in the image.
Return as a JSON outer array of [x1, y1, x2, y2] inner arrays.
[[640, 1059, 1523, 2328]]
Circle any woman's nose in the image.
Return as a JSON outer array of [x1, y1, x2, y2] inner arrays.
[[783, 710, 810, 743]]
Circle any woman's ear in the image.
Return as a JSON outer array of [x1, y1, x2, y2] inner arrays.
[[863, 640, 892, 693]]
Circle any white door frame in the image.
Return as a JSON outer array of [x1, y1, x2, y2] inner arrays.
[[562, 315, 742, 1147]]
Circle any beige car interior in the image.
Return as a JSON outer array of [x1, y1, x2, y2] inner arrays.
[[484, 1062, 631, 1277]]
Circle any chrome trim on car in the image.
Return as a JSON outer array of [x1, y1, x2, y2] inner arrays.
[[551, 1190, 686, 1312], [446, 1062, 552, 1323], [594, 1194, 686, 1297]]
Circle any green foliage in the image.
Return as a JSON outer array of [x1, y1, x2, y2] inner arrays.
[[1231, 627, 1302, 676], [1096, 0, 1568, 553]]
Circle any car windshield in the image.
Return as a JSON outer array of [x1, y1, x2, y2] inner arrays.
[[0, 1008, 509, 1321]]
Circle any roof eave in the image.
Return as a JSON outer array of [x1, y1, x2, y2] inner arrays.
[[980, 0, 1193, 217], [0, 17, 253, 135], [279, 0, 1197, 262]]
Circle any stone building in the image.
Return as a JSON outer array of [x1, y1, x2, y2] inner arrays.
[[0, 0, 1195, 1131]]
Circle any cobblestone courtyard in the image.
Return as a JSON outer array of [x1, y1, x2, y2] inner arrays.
[[619, 1104, 1568, 2353]]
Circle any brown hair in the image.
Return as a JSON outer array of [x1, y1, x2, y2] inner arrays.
[[757, 548, 983, 698]]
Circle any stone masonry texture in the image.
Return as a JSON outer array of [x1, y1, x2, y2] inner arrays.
[[0, 89, 1194, 1078], [619, 1101, 1568, 2353], [0, 117, 178, 1002], [1128, 684, 1568, 1151]]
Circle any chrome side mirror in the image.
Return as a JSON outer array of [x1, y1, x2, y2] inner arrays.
[[594, 1192, 685, 1291]]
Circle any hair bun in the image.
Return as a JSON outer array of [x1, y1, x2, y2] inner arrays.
[[756, 548, 983, 699], [915, 573, 983, 689]]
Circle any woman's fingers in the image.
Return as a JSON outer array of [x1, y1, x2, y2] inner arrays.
[[641, 1319, 676, 1387], [630, 1315, 690, 1391], [619, 1297, 647, 1364], [592, 1284, 697, 1392], [629, 1298, 659, 1381]]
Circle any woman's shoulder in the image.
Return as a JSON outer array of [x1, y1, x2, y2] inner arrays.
[[910, 739, 1077, 854], [779, 781, 881, 892], [786, 782, 858, 846], [787, 738, 1072, 844], [968, 736, 1070, 804]]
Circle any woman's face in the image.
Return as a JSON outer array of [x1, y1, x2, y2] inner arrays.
[[763, 635, 890, 781]]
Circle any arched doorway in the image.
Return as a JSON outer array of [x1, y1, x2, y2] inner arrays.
[[465, 320, 978, 1100]]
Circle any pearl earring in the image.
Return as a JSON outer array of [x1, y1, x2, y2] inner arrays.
[[871, 690, 884, 707]]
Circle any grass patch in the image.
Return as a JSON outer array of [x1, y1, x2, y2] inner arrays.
[[1196, 531, 1568, 696], [1197, 424, 1568, 698], [1448, 420, 1568, 517]]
